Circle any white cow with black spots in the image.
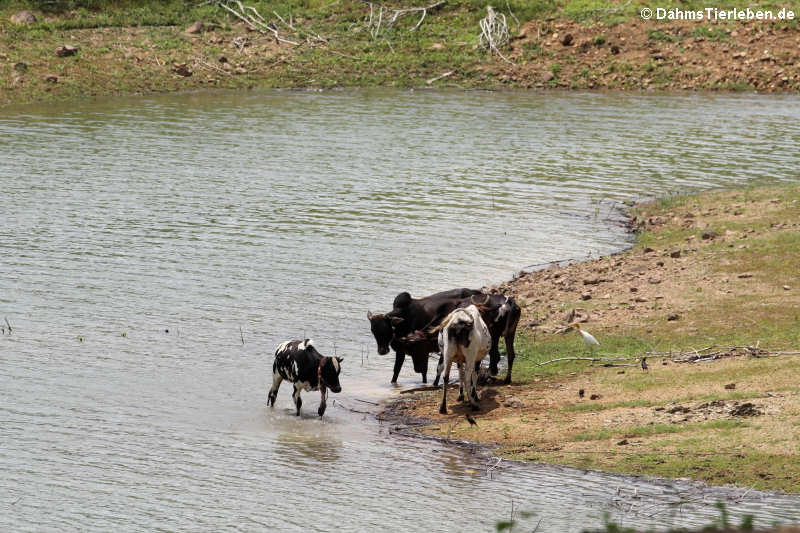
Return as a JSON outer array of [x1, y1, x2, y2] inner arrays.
[[434, 305, 491, 414], [267, 339, 343, 417]]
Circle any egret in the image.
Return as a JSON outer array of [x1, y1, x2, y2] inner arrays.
[[569, 322, 600, 353]]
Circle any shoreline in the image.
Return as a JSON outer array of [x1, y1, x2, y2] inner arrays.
[[378, 182, 800, 495]]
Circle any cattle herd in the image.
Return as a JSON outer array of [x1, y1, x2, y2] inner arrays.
[[268, 288, 521, 417]]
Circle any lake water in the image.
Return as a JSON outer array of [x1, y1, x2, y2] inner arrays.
[[2, 89, 799, 532]]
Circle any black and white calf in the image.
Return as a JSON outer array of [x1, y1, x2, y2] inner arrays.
[[267, 339, 343, 417]]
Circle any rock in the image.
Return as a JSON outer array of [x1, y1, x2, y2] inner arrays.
[[502, 396, 524, 408], [701, 231, 717, 240], [634, 296, 648, 303], [561, 33, 573, 46], [724, 383, 736, 390], [589, 394, 601, 400], [648, 278, 661, 284], [541, 71, 554, 83], [784, 285, 791, 291], [670, 250, 681, 258], [610, 44, 620, 55], [10, 10, 36, 25], [667, 313, 680, 321], [55, 45, 79, 58], [738, 273, 753, 279], [234, 67, 248, 74], [643, 247, 655, 253], [656, 261, 664, 267], [729, 402, 761, 417], [583, 277, 604, 285], [13, 61, 28, 72], [172, 63, 192, 77], [218, 55, 228, 63], [581, 292, 592, 301], [186, 21, 204, 34], [44, 74, 58, 83], [667, 405, 690, 414], [617, 439, 628, 445], [430, 42, 445, 50]]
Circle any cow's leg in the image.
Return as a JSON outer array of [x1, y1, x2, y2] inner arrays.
[[504, 325, 518, 385], [471, 362, 480, 404], [412, 351, 428, 384], [318, 387, 327, 417], [292, 384, 302, 416], [489, 335, 501, 377], [432, 354, 443, 387], [439, 359, 452, 415], [457, 363, 467, 404], [267, 372, 283, 407], [391, 350, 405, 383]]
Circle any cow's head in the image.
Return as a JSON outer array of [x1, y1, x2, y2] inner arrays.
[[367, 311, 404, 355], [320, 356, 344, 393]]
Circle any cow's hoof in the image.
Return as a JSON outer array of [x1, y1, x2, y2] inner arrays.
[[439, 406, 447, 415], [504, 377, 512, 385], [318, 406, 326, 417], [421, 376, 427, 384], [489, 367, 499, 377], [432, 378, 440, 387]]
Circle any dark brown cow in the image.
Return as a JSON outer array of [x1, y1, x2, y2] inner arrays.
[[367, 288, 481, 383]]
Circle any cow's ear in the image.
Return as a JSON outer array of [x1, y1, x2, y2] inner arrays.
[[390, 316, 404, 326], [367, 311, 374, 320]]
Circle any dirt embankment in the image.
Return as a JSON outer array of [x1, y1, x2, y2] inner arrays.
[[389, 185, 800, 493], [3, 5, 800, 105], [504, 18, 800, 91]]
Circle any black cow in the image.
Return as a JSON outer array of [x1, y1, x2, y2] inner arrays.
[[367, 288, 482, 383], [267, 339, 343, 417]]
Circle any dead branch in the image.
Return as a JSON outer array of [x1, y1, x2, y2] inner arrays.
[[535, 344, 800, 367], [426, 70, 453, 84], [361, 0, 446, 39], [478, 5, 513, 64], [217, 1, 300, 46], [192, 57, 232, 76]]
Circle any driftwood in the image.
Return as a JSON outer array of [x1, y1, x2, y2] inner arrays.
[[361, 0, 446, 39], [478, 6, 512, 64]]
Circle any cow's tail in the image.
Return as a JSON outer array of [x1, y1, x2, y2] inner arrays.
[[447, 315, 473, 348]]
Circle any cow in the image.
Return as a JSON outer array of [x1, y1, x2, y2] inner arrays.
[[455, 293, 521, 385], [267, 339, 343, 417], [367, 288, 481, 383], [434, 305, 491, 414]]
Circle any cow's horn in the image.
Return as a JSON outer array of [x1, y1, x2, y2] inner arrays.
[[367, 311, 374, 319]]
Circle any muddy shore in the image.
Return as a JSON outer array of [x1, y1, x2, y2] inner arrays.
[[380, 184, 800, 494]]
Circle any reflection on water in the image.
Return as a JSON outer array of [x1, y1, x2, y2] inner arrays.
[[1, 89, 799, 532]]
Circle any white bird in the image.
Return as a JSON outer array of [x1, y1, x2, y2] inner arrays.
[[569, 322, 599, 352]]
